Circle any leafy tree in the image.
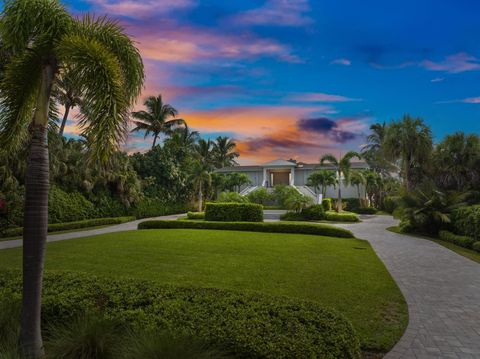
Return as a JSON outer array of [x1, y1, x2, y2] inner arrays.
[[320, 152, 362, 212], [307, 170, 337, 197], [0, 1, 144, 355], [213, 136, 239, 168], [433, 132, 480, 191], [218, 191, 249, 203], [131, 94, 184, 149], [190, 161, 211, 211], [383, 115, 433, 190]]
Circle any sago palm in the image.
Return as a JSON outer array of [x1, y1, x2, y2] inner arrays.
[[0, 1, 144, 357], [131, 94, 184, 149], [320, 151, 361, 212]]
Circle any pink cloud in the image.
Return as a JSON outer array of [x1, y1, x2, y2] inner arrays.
[[421, 53, 480, 73], [232, 0, 312, 27], [331, 58, 351, 66], [86, 0, 195, 18], [461, 97, 480, 103], [288, 92, 361, 103], [131, 22, 301, 64]]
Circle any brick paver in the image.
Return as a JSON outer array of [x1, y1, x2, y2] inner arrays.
[[337, 216, 480, 359]]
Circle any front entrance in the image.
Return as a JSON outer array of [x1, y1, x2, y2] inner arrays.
[[271, 171, 290, 186]]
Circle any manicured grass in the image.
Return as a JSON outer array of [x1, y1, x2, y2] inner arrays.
[[387, 226, 480, 264], [0, 229, 407, 354]]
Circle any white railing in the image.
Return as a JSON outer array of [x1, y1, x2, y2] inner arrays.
[[240, 186, 257, 196]]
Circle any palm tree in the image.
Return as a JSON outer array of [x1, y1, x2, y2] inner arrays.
[[383, 115, 432, 191], [320, 152, 362, 212], [213, 136, 239, 168], [350, 171, 366, 200], [307, 170, 337, 197], [131, 95, 184, 149], [0, 1, 144, 356], [191, 161, 211, 211], [55, 73, 82, 136], [195, 138, 215, 170], [361, 122, 394, 175]]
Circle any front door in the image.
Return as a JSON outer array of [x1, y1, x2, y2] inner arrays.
[[272, 171, 290, 186]]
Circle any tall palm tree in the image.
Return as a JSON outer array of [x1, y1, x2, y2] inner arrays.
[[131, 95, 184, 149], [0, 1, 144, 356], [195, 138, 215, 170], [55, 73, 82, 136], [213, 136, 239, 168], [350, 170, 366, 200], [320, 151, 362, 212], [307, 170, 337, 197], [383, 115, 432, 191], [190, 160, 211, 211]]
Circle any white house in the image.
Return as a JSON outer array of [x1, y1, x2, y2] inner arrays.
[[216, 159, 369, 201]]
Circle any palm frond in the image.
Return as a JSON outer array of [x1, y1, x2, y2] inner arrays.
[[320, 154, 338, 166]]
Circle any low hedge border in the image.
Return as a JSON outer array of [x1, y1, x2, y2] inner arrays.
[[187, 211, 205, 220], [1, 216, 136, 238], [325, 211, 360, 223], [205, 202, 263, 222], [138, 219, 354, 238], [0, 270, 361, 358], [439, 230, 478, 251], [353, 207, 378, 215]]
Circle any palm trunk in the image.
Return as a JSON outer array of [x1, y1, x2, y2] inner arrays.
[[21, 61, 55, 358], [58, 103, 71, 136], [21, 124, 49, 358], [152, 134, 158, 149], [198, 187, 203, 212], [337, 171, 342, 212]]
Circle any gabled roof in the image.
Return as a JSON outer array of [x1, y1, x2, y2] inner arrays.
[[261, 159, 297, 167]]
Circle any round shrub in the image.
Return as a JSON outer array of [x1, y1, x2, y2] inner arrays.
[[383, 196, 401, 214], [0, 271, 361, 359], [325, 211, 360, 223], [48, 186, 96, 223], [302, 204, 325, 220], [247, 187, 273, 205], [473, 241, 480, 253]]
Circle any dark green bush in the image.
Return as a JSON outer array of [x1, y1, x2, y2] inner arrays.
[[187, 212, 205, 220], [473, 242, 480, 253], [438, 230, 475, 249], [92, 194, 128, 218], [273, 185, 299, 207], [325, 211, 360, 223], [322, 198, 332, 211], [341, 198, 361, 212], [48, 186, 97, 223], [281, 205, 325, 221], [1, 217, 135, 238], [0, 271, 361, 359], [247, 187, 273, 205], [451, 205, 480, 240], [280, 212, 305, 221], [138, 219, 354, 238], [383, 196, 401, 214], [205, 203, 263, 222], [132, 198, 188, 219], [354, 207, 378, 215]]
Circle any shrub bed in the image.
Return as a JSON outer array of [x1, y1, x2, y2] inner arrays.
[[451, 205, 480, 241], [383, 196, 401, 214], [187, 211, 205, 220], [1, 217, 135, 238], [439, 230, 476, 249], [354, 207, 378, 215], [0, 270, 361, 359], [132, 199, 189, 219], [322, 198, 332, 211], [325, 211, 360, 223], [205, 202, 263, 222], [139, 220, 355, 238], [281, 204, 325, 221]]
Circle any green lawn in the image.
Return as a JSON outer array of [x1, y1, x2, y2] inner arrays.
[[387, 226, 480, 264], [0, 229, 407, 354]]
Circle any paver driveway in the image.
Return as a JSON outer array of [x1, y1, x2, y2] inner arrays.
[[337, 216, 480, 359]]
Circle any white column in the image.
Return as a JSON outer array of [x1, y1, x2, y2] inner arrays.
[[262, 167, 267, 187], [290, 167, 295, 185]]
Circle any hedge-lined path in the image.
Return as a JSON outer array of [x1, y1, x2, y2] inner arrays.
[[0, 214, 185, 250], [336, 215, 480, 359]]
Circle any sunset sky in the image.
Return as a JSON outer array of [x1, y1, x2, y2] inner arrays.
[[65, 0, 480, 164]]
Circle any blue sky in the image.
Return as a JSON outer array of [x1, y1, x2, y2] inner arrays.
[[63, 0, 480, 163]]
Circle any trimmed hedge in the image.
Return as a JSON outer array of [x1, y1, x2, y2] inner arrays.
[[187, 211, 205, 220], [354, 207, 378, 215], [451, 205, 480, 241], [0, 271, 361, 359], [138, 219, 354, 238], [439, 230, 476, 249], [281, 204, 325, 221], [322, 198, 332, 211], [1, 217, 135, 238], [132, 199, 189, 219], [205, 202, 263, 222], [473, 242, 480, 253], [325, 211, 360, 223]]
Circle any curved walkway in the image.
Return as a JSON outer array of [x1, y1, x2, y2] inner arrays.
[[337, 216, 480, 359], [0, 214, 184, 250]]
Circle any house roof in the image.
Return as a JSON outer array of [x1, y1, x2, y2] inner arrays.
[[261, 159, 297, 167]]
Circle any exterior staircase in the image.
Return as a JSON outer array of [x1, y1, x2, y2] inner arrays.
[[294, 185, 320, 204], [240, 186, 258, 196]]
